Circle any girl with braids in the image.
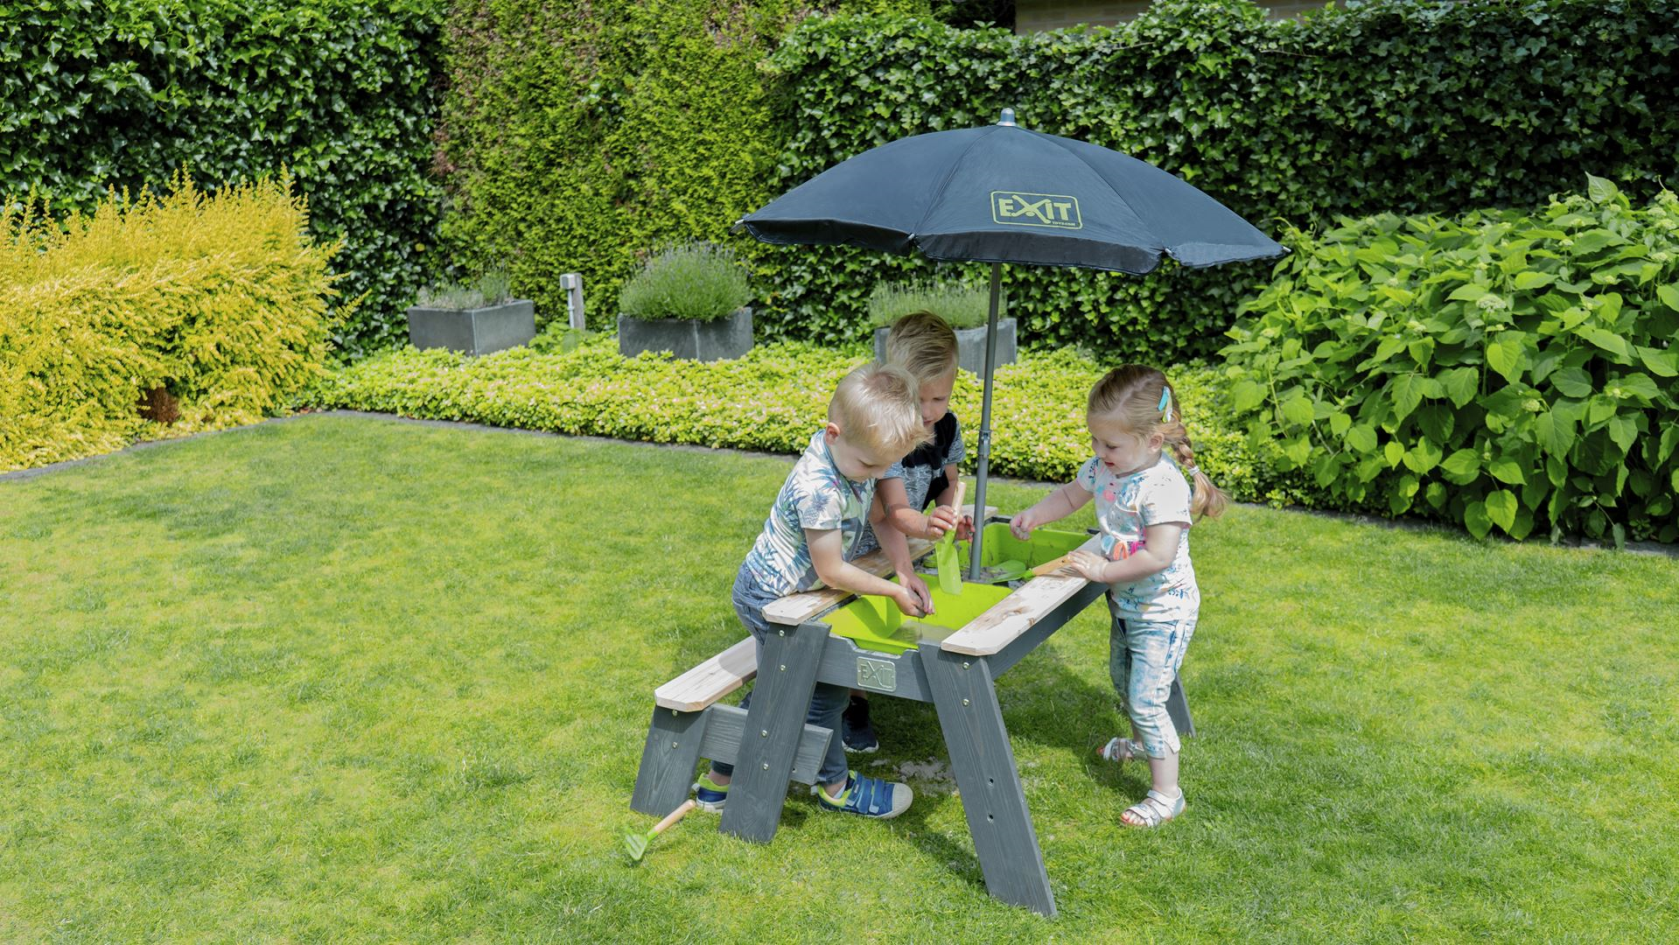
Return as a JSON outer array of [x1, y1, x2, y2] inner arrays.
[[1009, 365, 1227, 828]]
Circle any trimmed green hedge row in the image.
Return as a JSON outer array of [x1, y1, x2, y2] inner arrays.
[[299, 334, 1311, 507], [0, 0, 445, 356], [758, 0, 1679, 359]]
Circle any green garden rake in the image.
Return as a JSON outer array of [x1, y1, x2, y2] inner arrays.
[[623, 799, 696, 864]]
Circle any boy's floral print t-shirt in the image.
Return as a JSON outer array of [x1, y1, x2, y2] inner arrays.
[[742, 430, 874, 597], [1075, 452, 1199, 621]]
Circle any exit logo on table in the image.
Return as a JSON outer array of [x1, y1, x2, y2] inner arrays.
[[991, 191, 1082, 229]]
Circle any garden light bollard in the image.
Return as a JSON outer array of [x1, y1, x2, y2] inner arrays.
[[560, 273, 586, 330]]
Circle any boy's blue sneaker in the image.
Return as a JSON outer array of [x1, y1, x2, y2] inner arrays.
[[692, 773, 729, 812], [814, 770, 912, 819], [841, 695, 878, 753]]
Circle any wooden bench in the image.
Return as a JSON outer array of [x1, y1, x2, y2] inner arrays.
[[654, 636, 757, 712], [631, 634, 835, 815]]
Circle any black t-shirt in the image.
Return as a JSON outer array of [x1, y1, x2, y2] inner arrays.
[[902, 412, 960, 504], [852, 412, 966, 557]]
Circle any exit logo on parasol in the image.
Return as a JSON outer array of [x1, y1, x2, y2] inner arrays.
[[990, 191, 1082, 230]]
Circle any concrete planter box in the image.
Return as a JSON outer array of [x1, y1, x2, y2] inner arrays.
[[618, 307, 753, 361], [874, 318, 1016, 375], [407, 299, 536, 356]]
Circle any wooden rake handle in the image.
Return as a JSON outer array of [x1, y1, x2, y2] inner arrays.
[[651, 799, 697, 837], [644, 798, 691, 835], [1031, 553, 1079, 577]]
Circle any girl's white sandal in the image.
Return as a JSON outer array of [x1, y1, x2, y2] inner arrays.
[[1121, 789, 1185, 828], [1098, 736, 1147, 764]]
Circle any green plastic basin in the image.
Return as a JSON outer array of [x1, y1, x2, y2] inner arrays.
[[957, 522, 1088, 569], [824, 580, 1013, 656]]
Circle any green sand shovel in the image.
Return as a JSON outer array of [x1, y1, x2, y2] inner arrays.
[[932, 481, 967, 596]]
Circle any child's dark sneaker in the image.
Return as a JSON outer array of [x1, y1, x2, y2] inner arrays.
[[814, 770, 912, 819], [841, 695, 879, 753], [692, 773, 729, 812]]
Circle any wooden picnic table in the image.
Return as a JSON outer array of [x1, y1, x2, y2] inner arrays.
[[630, 515, 1192, 918]]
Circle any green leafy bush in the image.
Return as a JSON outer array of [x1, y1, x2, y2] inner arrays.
[[301, 334, 1296, 504], [757, 1, 1679, 358], [1, 0, 446, 356], [619, 244, 751, 322], [2, 174, 344, 471], [1223, 178, 1679, 544], [867, 281, 998, 329], [416, 270, 514, 311]]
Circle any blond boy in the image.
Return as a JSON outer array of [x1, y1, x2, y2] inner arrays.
[[696, 363, 931, 818]]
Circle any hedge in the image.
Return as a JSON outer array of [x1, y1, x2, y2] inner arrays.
[[298, 333, 1311, 508], [0, 0, 445, 356], [1, 174, 343, 472], [753, 0, 1679, 360], [436, 0, 926, 334], [1225, 179, 1679, 545]]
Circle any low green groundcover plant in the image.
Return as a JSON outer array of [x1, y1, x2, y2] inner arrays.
[[301, 333, 1309, 507], [1224, 177, 1679, 544], [867, 281, 998, 330], [619, 243, 752, 323]]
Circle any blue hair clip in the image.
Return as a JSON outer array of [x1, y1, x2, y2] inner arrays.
[[1158, 387, 1172, 421]]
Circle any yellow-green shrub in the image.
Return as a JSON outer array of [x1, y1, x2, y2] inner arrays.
[[0, 173, 346, 471]]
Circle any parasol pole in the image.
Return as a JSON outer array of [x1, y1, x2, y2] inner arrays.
[[968, 260, 1003, 580]]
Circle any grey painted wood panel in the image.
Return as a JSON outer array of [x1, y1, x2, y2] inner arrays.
[[922, 645, 1057, 917], [698, 703, 832, 786], [630, 706, 707, 816], [719, 623, 827, 843]]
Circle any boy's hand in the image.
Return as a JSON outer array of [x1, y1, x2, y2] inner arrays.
[[897, 571, 935, 615], [890, 584, 928, 619], [1009, 508, 1041, 541], [955, 513, 975, 542], [925, 505, 962, 540], [1065, 550, 1110, 583]]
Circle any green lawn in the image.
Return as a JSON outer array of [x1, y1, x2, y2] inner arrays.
[[2, 414, 1675, 943]]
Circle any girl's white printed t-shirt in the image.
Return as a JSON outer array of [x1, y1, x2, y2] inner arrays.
[[1075, 452, 1199, 622]]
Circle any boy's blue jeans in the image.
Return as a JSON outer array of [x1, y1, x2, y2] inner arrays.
[[710, 568, 851, 787]]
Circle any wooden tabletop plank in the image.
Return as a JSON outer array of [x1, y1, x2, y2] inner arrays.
[[761, 504, 994, 626], [939, 534, 1106, 656]]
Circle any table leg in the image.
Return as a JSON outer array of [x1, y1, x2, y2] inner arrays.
[[922, 645, 1056, 917], [719, 623, 826, 844], [631, 705, 707, 816], [1167, 676, 1195, 738]]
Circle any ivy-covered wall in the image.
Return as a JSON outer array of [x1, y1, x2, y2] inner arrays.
[[437, 0, 926, 330], [0, 0, 447, 357], [760, 0, 1679, 360]]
